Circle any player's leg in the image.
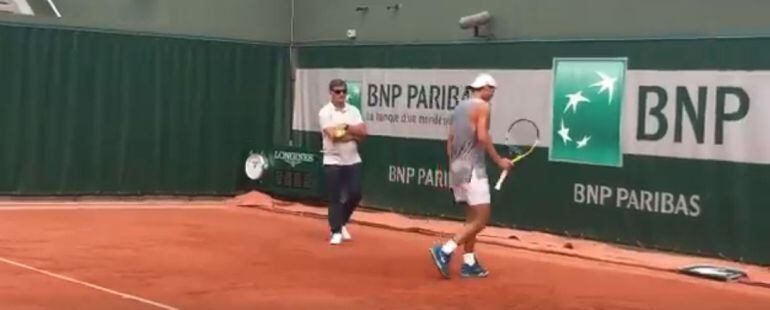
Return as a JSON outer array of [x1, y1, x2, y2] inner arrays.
[[429, 185, 468, 278], [463, 204, 478, 253], [446, 203, 489, 253], [430, 203, 489, 278], [324, 165, 344, 245], [459, 204, 490, 278], [431, 169, 491, 278], [443, 170, 490, 248], [458, 172, 491, 278]]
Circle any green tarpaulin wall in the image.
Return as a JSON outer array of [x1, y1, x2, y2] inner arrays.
[[0, 24, 290, 195]]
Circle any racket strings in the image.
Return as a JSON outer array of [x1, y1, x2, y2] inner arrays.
[[504, 121, 539, 156], [507, 128, 537, 149]]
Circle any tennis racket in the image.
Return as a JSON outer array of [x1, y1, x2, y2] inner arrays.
[[493, 118, 540, 190]]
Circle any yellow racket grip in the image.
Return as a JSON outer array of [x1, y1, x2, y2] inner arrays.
[[494, 169, 508, 191]]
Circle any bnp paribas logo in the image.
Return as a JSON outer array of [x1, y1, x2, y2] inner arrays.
[[549, 58, 626, 167], [345, 81, 362, 110]]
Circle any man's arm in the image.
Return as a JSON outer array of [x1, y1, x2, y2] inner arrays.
[[474, 102, 511, 170], [345, 108, 368, 142], [320, 109, 343, 141], [346, 123, 367, 140], [336, 132, 358, 142], [322, 127, 340, 140], [324, 124, 361, 142]]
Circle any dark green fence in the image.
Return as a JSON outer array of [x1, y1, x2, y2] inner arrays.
[[0, 24, 290, 195]]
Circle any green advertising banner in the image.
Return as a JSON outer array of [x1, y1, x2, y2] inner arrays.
[[550, 58, 626, 167]]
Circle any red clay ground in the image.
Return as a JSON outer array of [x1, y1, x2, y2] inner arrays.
[[0, 205, 768, 309]]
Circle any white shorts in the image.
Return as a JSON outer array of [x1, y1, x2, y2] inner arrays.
[[451, 169, 490, 206]]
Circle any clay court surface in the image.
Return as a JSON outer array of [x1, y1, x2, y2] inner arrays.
[[0, 201, 768, 310]]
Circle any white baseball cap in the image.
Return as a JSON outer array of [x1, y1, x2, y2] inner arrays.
[[468, 73, 497, 89]]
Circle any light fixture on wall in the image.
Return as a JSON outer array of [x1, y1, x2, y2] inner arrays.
[[459, 11, 492, 38], [346, 29, 357, 40], [386, 4, 402, 11]]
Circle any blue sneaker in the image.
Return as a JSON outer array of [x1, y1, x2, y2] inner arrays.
[[460, 261, 489, 278], [429, 245, 451, 278]]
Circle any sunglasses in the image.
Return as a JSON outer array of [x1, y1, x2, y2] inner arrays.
[[332, 89, 347, 94]]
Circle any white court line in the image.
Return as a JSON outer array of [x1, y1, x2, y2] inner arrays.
[[0, 201, 226, 205], [0, 256, 179, 310], [0, 205, 224, 211]]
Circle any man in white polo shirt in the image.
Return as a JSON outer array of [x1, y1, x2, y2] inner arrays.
[[318, 79, 367, 245]]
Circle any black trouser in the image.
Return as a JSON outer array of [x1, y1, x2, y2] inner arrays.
[[324, 163, 362, 234]]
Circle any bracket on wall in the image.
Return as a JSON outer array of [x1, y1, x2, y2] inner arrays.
[[473, 25, 492, 38], [386, 4, 402, 11]]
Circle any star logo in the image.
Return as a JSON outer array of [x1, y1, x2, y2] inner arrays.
[[564, 91, 591, 113], [590, 71, 617, 103], [557, 119, 572, 145]]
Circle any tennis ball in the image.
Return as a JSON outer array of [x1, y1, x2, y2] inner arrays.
[[334, 128, 346, 138]]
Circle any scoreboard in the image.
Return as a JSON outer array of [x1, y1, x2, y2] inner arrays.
[[272, 168, 314, 190], [254, 147, 325, 200]]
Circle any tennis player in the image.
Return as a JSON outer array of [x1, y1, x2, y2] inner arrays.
[[429, 73, 512, 278]]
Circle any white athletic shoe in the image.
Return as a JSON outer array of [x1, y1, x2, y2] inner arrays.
[[330, 233, 343, 245], [341, 226, 352, 241]]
